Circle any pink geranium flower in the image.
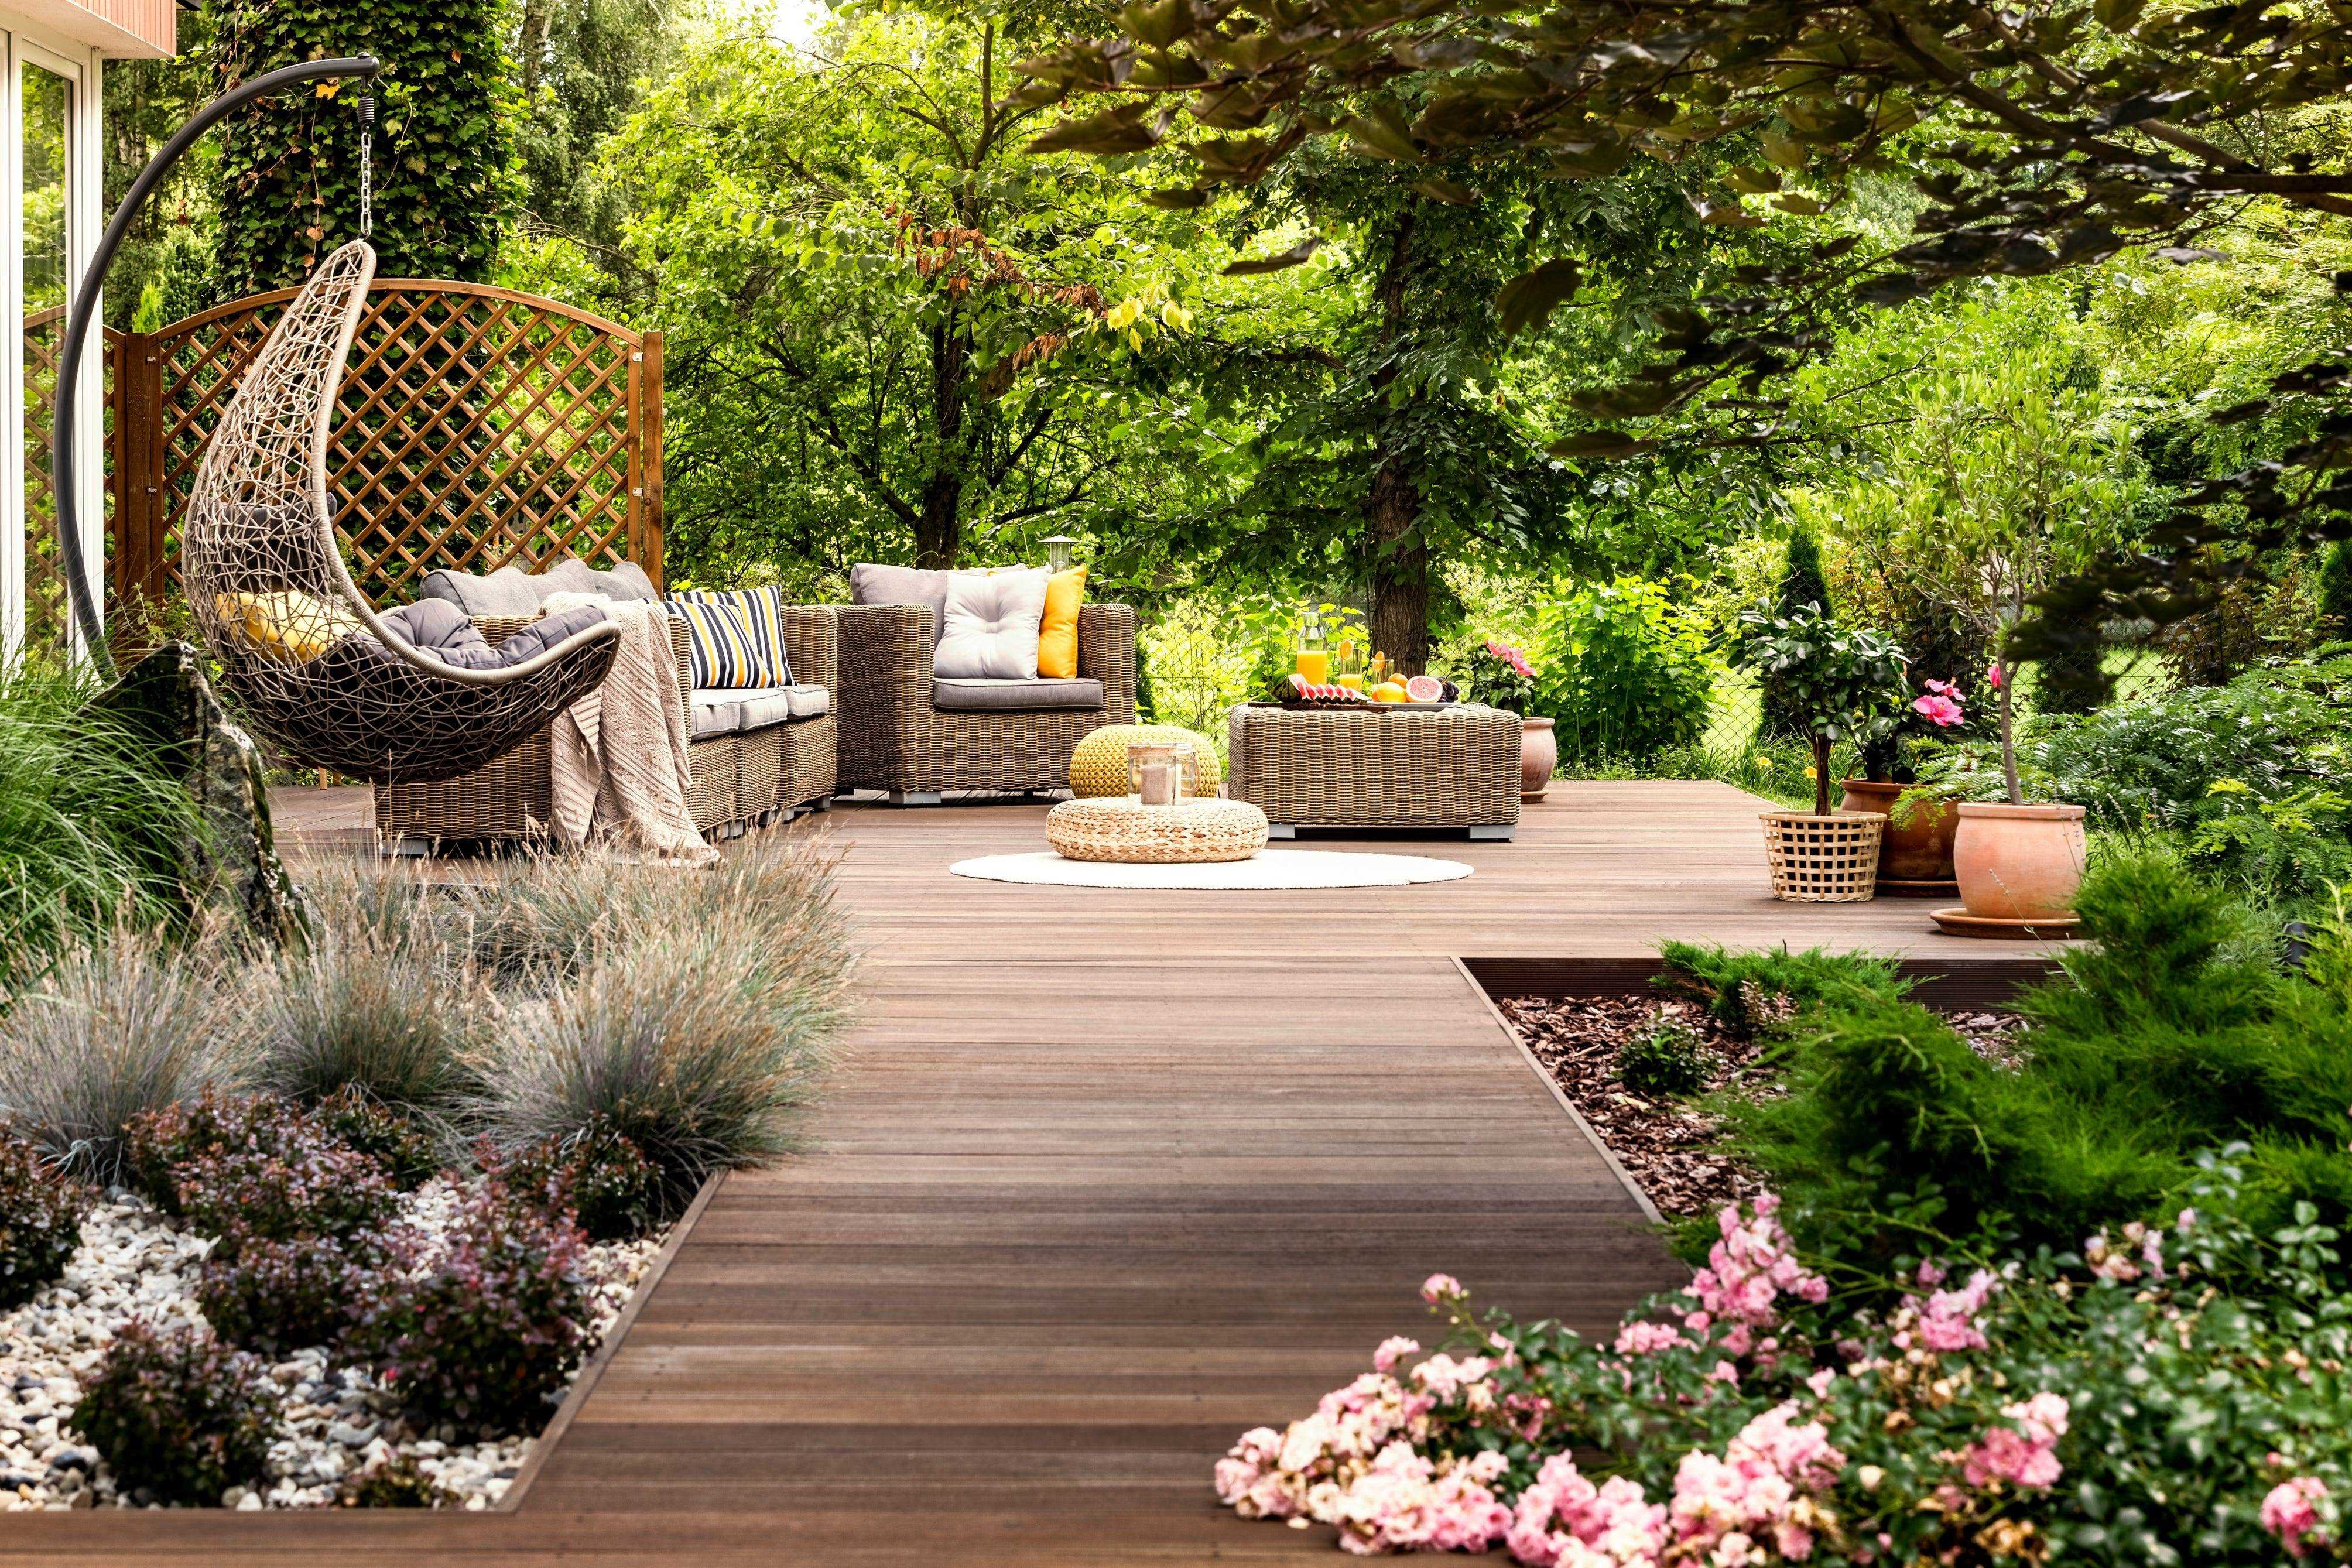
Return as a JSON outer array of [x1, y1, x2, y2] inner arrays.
[[1985, 662, 2005, 690], [1484, 639, 1536, 677]]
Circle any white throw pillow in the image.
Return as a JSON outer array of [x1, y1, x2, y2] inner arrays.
[[934, 568, 1050, 680]]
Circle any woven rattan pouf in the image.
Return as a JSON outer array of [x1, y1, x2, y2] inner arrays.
[[1046, 796, 1269, 864], [1067, 724, 1224, 799]]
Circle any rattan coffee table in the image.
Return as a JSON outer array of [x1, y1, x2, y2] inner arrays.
[[1045, 796, 1271, 863], [1226, 703, 1521, 839]]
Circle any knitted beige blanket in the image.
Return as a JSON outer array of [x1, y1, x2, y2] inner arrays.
[[542, 593, 714, 862]]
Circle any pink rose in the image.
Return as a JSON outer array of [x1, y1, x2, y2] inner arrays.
[[1420, 1272, 1464, 1304], [2262, 1476, 2331, 1559]]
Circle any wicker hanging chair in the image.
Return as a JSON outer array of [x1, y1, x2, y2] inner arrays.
[[180, 239, 621, 785]]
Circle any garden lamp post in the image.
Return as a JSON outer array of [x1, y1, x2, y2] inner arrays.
[[1042, 535, 1079, 573]]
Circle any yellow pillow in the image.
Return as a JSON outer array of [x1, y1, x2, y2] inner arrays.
[[215, 590, 362, 664], [1037, 566, 1087, 679]]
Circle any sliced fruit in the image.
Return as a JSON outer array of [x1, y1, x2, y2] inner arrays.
[[1405, 675, 1444, 703]]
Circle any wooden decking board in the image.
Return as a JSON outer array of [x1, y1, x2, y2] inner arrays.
[[0, 782, 2046, 1564]]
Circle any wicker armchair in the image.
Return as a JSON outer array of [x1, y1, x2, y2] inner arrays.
[[376, 604, 838, 851], [834, 601, 1136, 800]]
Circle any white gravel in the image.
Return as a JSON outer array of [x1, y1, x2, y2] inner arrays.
[[0, 1183, 661, 1511]]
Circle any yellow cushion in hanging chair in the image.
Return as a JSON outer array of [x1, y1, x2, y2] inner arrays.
[[215, 590, 364, 664]]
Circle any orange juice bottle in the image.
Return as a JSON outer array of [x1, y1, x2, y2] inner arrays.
[[1295, 610, 1329, 684]]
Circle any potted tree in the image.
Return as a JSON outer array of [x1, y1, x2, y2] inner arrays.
[[1460, 639, 1552, 800], [1839, 676, 1967, 893], [1730, 602, 1910, 901]]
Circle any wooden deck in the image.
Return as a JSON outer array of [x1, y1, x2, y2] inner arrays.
[[2, 782, 2045, 1564]]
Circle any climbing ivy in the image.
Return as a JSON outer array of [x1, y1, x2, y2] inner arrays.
[[210, 0, 513, 295]]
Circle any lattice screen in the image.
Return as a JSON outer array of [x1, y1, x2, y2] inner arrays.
[[112, 279, 660, 622]]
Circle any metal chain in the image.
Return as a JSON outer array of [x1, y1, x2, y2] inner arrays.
[[358, 87, 374, 239]]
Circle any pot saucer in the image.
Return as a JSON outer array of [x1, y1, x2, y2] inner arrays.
[[1876, 877, 1959, 899], [1929, 907, 2080, 940]]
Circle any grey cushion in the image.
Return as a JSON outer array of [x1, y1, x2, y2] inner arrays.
[[935, 568, 1049, 680], [850, 563, 954, 646], [932, 676, 1104, 712], [418, 564, 542, 618], [687, 689, 741, 738], [690, 684, 831, 734], [420, 558, 660, 618], [545, 557, 661, 603], [378, 598, 609, 672]]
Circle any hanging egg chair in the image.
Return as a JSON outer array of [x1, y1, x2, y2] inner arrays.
[[177, 238, 620, 783]]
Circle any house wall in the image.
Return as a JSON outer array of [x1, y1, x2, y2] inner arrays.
[[4, 0, 168, 56]]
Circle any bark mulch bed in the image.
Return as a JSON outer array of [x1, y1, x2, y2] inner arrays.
[[1498, 993, 2024, 1221]]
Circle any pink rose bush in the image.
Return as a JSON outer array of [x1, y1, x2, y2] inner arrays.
[[1216, 1169, 2352, 1563]]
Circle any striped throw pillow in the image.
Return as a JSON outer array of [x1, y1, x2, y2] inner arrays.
[[666, 586, 792, 689]]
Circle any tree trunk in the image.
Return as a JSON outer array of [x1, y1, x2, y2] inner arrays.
[[916, 313, 970, 569], [1368, 460, 1431, 674], [1364, 207, 1430, 673]]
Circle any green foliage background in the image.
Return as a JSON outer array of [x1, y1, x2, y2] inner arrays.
[[210, 0, 512, 293]]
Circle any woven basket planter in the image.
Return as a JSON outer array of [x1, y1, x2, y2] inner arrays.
[[1759, 810, 1886, 902]]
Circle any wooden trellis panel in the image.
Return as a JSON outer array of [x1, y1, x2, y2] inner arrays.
[[113, 279, 662, 619]]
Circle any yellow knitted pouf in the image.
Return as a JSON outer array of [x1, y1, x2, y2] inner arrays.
[[1069, 723, 1224, 799]]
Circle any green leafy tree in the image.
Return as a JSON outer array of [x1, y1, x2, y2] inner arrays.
[[601, 11, 1204, 578], [211, 0, 513, 293], [1018, 0, 2352, 647], [509, 0, 669, 259]]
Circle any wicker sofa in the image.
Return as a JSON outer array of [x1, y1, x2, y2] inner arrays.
[[376, 605, 838, 851], [834, 601, 1136, 801]]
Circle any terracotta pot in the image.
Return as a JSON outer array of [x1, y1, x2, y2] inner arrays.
[[1952, 803, 2087, 920], [1839, 779, 1959, 882], [1519, 717, 1557, 802]]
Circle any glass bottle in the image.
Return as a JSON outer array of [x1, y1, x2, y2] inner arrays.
[[1295, 608, 1329, 684]]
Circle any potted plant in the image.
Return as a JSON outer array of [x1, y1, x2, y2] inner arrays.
[[1461, 639, 1552, 800], [1788, 351, 2135, 927], [1840, 676, 1967, 892], [1730, 602, 1910, 901]]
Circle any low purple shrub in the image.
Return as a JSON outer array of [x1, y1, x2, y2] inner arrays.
[[315, 1086, 442, 1190], [169, 1123, 398, 1251], [355, 1181, 591, 1438], [122, 1090, 299, 1216], [194, 1228, 392, 1357], [490, 1117, 658, 1242], [74, 1317, 280, 1505], [0, 1130, 88, 1309]]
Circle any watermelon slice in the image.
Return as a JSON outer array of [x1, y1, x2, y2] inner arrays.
[[1404, 675, 1444, 703]]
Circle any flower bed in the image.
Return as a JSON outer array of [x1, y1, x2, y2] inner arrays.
[[1220, 862, 2352, 1560], [0, 1156, 662, 1510], [1215, 1176, 2347, 1563]]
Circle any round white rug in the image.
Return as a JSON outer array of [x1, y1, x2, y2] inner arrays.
[[949, 848, 1474, 890]]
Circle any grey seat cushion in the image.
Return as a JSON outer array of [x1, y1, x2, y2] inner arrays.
[[420, 557, 659, 618], [377, 598, 609, 672], [690, 684, 831, 735], [932, 676, 1104, 712]]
